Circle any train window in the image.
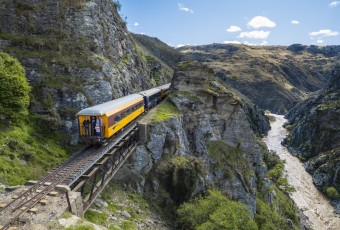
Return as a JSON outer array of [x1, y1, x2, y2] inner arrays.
[[108, 115, 115, 126], [115, 115, 121, 122]]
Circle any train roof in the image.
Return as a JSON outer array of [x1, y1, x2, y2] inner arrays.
[[157, 83, 171, 90], [139, 88, 161, 97], [76, 94, 143, 116]]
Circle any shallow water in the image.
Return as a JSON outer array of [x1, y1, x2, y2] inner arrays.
[[263, 114, 340, 230]]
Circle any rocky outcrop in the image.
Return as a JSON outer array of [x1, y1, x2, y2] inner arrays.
[[178, 44, 338, 113], [132, 33, 184, 68], [0, 0, 169, 143], [285, 65, 340, 203], [288, 44, 340, 57], [115, 62, 298, 223]]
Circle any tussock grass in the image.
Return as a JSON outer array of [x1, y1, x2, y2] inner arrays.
[[150, 100, 180, 122]]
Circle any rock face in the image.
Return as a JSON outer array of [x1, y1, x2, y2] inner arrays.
[[178, 44, 338, 114], [0, 0, 169, 143], [285, 65, 340, 202], [115, 62, 275, 218]]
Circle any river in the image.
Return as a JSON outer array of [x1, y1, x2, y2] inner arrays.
[[263, 114, 340, 230]]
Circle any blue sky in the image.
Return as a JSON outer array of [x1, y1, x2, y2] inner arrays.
[[119, 0, 340, 47]]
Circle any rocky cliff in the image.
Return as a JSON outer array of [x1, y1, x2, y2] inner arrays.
[[178, 44, 339, 114], [115, 62, 299, 229], [285, 65, 340, 206], [0, 0, 169, 143]]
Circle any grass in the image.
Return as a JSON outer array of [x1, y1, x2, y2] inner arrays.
[[65, 225, 95, 230], [0, 119, 76, 185], [119, 220, 137, 230], [84, 210, 108, 226], [150, 99, 180, 122]]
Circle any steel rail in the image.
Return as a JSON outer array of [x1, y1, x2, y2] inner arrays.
[[0, 148, 96, 230]]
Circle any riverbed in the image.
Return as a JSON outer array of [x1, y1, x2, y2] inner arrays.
[[263, 114, 340, 230]]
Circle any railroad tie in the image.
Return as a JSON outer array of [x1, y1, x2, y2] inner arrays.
[[29, 208, 38, 214], [0, 203, 6, 208], [38, 200, 49, 205], [48, 192, 59, 197], [8, 227, 19, 230]]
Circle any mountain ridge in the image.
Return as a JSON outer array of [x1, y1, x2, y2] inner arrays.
[[178, 43, 339, 113]]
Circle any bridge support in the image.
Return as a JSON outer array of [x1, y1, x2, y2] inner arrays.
[[138, 122, 147, 144], [70, 127, 139, 215]]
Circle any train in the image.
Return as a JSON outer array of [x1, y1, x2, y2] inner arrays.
[[76, 83, 171, 144]]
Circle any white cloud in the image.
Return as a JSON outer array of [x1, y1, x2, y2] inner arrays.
[[248, 16, 276, 28], [309, 29, 339, 37], [243, 41, 256, 46], [178, 3, 194, 13], [226, 26, 242, 32], [176, 44, 196, 48], [238, 30, 271, 39], [134, 22, 139, 26], [317, 40, 324, 44], [260, 40, 268, 46], [223, 40, 241, 44], [329, 1, 340, 7], [291, 20, 300, 25]]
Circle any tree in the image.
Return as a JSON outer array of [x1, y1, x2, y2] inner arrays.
[[0, 52, 30, 122], [177, 190, 258, 230]]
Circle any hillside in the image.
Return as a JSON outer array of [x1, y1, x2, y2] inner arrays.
[[132, 33, 184, 68], [0, 0, 170, 145], [114, 61, 300, 229], [178, 44, 339, 113], [285, 65, 340, 202]]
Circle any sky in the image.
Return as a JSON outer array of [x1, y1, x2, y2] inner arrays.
[[119, 0, 340, 47]]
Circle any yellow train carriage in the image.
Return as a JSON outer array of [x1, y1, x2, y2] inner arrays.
[[76, 94, 144, 143]]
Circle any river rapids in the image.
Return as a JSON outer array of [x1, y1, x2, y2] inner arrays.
[[263, 114, 340, 230]]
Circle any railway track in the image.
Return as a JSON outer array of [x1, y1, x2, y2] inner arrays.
[[0, 122, 139, 230], [0, 146, 98, 230]]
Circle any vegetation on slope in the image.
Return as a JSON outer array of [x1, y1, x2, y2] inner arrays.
[[0, 53, 76, 185], [150, 99, 180, 122], [0, 52, 30, 122], [132, 33, 183, 68], [177, 190, 257, 230]]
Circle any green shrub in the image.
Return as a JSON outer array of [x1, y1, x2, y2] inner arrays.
[[325, 187, 340, 199], [0, 52, 30, 122], [177, 190, 257, 230], [262, 149, 281, 170], [268, 163, 284, 181]]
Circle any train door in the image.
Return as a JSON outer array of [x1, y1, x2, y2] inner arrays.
[[90, 116, 97, 136]]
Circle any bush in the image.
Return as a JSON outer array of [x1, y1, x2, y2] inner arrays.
[[0, 52, 30, 122], [325, 187, 340, 199], [268, 162, 284, 181], [177, 190, 257, 230]]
